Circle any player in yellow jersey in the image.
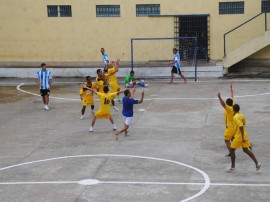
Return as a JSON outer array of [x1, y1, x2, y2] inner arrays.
[[79, 76, 96, 120], [96, 68, 119, 111], [227, 104, 261, 172], [82, 85, 124, 132], [95, 69, 106, 93], [107, 59, 121, 103], [217, 82, 236, 156]]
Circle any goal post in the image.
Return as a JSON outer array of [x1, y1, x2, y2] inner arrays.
[[130, 37, 198, 81]]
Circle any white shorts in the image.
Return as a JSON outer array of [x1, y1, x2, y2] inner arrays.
[[125, 81, 134, 88], [124, 116, 133, 126]]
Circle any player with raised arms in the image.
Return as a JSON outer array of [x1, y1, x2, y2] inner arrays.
[[82, 84, 124, 132]]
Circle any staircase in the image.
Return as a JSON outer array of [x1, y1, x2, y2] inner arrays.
[[223, 30, 270, 69], [222, 8, 270, 75]]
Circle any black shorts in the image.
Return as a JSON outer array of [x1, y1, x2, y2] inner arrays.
[[40, 89, 50, 96], [171, 66, 181, 74]]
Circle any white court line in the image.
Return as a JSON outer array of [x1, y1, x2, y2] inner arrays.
[[0, 154, 210, 202], [0, 181, 78, 185], [1, 180, 270, 187], [16, 83, 270, 101]]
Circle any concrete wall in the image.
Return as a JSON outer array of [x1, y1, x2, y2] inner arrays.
[[0, 0, 268, 64], [0, 66, 223, 78]]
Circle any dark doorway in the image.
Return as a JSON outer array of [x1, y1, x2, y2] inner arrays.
[[177, 15, 209, 62]]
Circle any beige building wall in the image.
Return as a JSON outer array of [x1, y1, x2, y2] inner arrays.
[[0, 0, 268, 64]]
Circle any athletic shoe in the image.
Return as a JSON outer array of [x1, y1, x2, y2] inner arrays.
[[89, 127, 93, 132], [225, 153, 231, 157], [80, 115, 84, 120], [113, 125, 117, 130], [45, 105, 49, 110], [113, 106, 119, 111], [226, 167, 235, 173], [91, 110, 95, 114], [144, 83, 149, 87], [256, 163, 261, 171]]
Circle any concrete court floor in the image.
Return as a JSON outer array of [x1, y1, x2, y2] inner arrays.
[[0, 77, 270, 202]]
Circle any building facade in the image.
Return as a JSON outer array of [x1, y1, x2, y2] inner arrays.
[[0, 0, 269, 68]]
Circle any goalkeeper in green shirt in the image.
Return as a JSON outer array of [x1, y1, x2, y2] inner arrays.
[[124, 71, 148, 88]]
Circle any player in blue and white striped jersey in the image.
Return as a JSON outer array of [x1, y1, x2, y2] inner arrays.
[[100, 48, 110, 73], [100, 48, 113, 73], [168, 48, 187, 84], [35, 63, 53, 110]]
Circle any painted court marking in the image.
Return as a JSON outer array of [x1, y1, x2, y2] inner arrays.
[[16, 83, 270, 102], [1, 155, 270, 201], [0, 154, 210, 202]]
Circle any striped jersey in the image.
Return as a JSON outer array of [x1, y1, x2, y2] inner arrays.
[[35, 69, 52, 89], [102, 53, 109, 67], [173, 53, 181, 69]]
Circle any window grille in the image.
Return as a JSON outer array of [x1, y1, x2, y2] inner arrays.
[[136, 4, 160, 16], [96, 5, 120, 17], [47, 5, 72, 17], [47, 6, 58, 17], [60, 6, 72, 17], [262, 0, 270, 12], [219, 2, 244, 15]]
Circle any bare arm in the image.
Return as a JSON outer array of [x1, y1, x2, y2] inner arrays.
[[35, 78, 43, 88], [169, 60, 176, 65], [217, 92, 226, 108], [230, 82, 233, 99], [82, 84, 97, 95], [130, 88, 136, 99], [240, 126, 246, 142], [138, 90, 144, 104], [115, 59, 120, 69], [108, 68, 118, 76], [49, 79, 52, 89], [117, 89, 125, 95]]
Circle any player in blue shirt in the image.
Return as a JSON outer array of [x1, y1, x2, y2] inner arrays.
[[35, 63, 53, 110], [168, 48, 187, 84], [115, 89, 144, 140], [101, 48, 110, 73]]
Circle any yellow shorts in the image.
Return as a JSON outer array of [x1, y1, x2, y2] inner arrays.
[[224, 127, 236, 141], [82, 99, 94, 106], [110, 83, 120, 93], [231, 139, 251, 149], [95, 111, 111, 119]]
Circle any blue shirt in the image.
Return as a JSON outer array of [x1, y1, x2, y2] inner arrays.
[[35, 69, 52, 89], [173, 53, 181, 69], [122, 96, 139, 117], [102, 53, 109, 67]]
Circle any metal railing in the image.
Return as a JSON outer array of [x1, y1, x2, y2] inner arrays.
[[224, 8, 270, 57]]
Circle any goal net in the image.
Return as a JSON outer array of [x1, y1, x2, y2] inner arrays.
[[130, 37, 198, 81]]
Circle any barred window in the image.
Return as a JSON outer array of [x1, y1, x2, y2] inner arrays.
[[47, 6, 58, 17], [262, 0, 270, 12], [47, 5, 72, 17], [96, 5, 120, 17], [219, 2, 244, 15], [136, 4, 160, 16], [60, 6, 72, 17]]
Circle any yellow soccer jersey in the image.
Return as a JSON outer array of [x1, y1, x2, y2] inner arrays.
[[224, 99, 235, 128], [96, 77, 104, 93], [96, 92, 117, 115], [233, 112, 249, 142], [108, 67, 117, 84], [80, 82, 96, 104]]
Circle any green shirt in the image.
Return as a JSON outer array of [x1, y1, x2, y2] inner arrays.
[[124, 74, 136, 85]]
